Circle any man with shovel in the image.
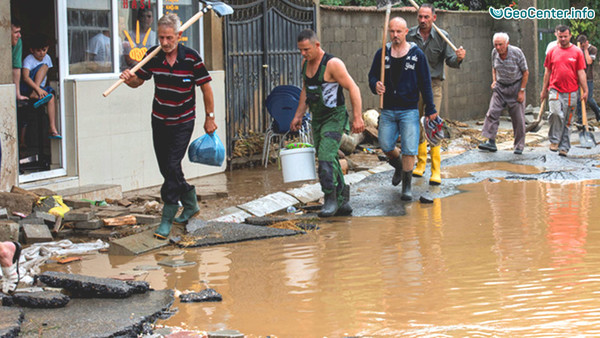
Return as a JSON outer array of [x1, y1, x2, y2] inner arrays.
[[368, 17, 437, 201], [290, 29, 365, 217], [120, 13, 217, 239], [478, 32, 529, 155], [407, 3, 465, 185], [540, 25, 587, 157]]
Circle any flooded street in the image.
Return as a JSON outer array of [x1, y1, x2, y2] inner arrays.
[[45, 161, 600, 337]]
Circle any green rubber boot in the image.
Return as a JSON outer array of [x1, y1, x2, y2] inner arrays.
[[154, 204, 179, 240], [173, 188, 200, 225]]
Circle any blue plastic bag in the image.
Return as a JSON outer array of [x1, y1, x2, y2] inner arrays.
[[188, 133, 225, 166]]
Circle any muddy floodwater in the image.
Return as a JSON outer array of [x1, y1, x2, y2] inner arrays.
[[47, 163, 600, 337]]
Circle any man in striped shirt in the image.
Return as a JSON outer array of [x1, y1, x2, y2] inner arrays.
[[120, 13, 216, 239], [478, 32, 529, 155]]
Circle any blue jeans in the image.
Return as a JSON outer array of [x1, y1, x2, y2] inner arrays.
[[577, 80, 600, 122], [378, 108, 420, 155]]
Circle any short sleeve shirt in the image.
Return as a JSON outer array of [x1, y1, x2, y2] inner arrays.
[[22, 54, 53, 87], [86, 33, 111, 62], [544, 44, 585, 93], [12, 38, 22, 69], [136, 44, 212, 126], [492, 45, 528, 85]]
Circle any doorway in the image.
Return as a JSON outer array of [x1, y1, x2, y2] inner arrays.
[[11, 0, 65, 181]]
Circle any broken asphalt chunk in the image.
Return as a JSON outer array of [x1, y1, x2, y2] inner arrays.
[[0, 307, 23, 337], [179, 288, 222, 303], [5, 291, 70, 308], [37, 271, 139, 298]]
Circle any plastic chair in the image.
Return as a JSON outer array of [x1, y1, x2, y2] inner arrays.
[[262, 85, 312, 167]]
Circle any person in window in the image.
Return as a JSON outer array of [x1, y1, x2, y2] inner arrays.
[[123, 8, 157, 68], [86, 30, 112, 65], [21, 34, 60, 139]]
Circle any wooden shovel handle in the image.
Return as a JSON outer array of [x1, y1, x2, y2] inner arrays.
[[380, 6, 391, 109], [577, 42, 589, 131], [103, 7, 209, 97], [406, 0, 457, 51]]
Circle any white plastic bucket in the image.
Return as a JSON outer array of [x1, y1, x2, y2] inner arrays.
[[280, 147, 317, 183]]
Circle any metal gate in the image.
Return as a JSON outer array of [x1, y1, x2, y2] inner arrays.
[[224, 0, 315, 157]]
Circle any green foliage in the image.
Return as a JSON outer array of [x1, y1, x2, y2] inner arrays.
[[569, 1, 600, 47]]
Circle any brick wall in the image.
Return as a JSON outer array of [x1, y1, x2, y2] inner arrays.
[[319, 5, 536, 121]]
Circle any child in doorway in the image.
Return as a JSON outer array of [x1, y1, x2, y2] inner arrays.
[[21, 34, 60, 139]]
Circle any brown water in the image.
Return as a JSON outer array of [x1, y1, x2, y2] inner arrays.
[[49, 164, 600, 337]]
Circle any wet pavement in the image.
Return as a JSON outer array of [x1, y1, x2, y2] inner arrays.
[[31, 121, 600, 336]]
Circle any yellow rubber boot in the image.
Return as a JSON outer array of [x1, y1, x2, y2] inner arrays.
[[412, 141, 428, 177], [429, 145, 441, 185]]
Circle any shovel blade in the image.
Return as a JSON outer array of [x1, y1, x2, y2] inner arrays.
[[376, 0, 403, 9], [579, 130, 596, 148], [200, 0, 234, 17]]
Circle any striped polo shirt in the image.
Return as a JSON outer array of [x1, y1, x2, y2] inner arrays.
[[136, 44, 212, 126], [492, 45, 527, 86]]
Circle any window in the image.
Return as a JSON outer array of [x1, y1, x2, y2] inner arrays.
[[164, 0, 199, 52], [67, 0, 114, 74], [119, 0, 157, 71], [65, 0, 203, 76]]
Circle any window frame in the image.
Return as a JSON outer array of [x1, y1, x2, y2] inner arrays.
[[60, 0, 205, 81]]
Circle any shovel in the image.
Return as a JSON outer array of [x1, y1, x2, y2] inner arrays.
[[577, 42, 596, 148], [103, 0, 234, 97], [578, 88, 596, 148], [376, 0, 402, 108], [525, 99, 545, 133]]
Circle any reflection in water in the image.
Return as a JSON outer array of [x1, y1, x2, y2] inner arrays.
[[45, 179, 600, 336]]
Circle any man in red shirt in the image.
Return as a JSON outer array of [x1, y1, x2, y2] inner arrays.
[[541, 25, 587, 157]]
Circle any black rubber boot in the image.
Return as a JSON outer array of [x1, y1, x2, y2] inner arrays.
[[336, 184, 352, 216], [318, 185, 338, 217], [401, 170, 413, 201], [388, 156, 403, 186], [478, 139, 497, 152]]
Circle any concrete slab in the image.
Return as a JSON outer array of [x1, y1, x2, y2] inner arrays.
[[208, 329, 244, 338], [109, 229, 169, 256], [209, 207, 252, 223], [131, 213, 160, 224], [0, 307, 23, 337], [0, 208, 8, 219], [173, 222, 301, 248], [37, 271, 137, 298], [237, 192, 300, 217], [343, 171, 370, 185], [0, 220, 19, 242], [286, 183, 323, 204], [19, 290, 173, 338], [22, 223, 53, 244], [73, 218, 102, 230], [64, 208, 94, 221], [368, 164, 392, 174]]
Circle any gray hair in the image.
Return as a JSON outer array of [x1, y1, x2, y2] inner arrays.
[[493, 32, 509, 43], [157, 13, 181, 32]]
